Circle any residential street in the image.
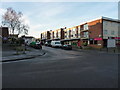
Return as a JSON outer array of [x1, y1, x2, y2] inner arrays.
[[2, 46, 118, 88]]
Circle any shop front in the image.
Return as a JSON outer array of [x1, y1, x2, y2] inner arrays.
[[88, 37, 103, 48], [61, 38, 80, 48]]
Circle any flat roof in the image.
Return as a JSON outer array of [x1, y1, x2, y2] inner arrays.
[[75, 16, 119, 27]]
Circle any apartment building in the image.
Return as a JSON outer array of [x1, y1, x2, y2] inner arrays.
[[49, 30, 53, 40], [80, 16, 120, 48], [63, 28, 71, 44], [40, 16, 120, 48], [63, 26, 81, 47], [50, 28, 65, 40], [40, 31, 50, 43]]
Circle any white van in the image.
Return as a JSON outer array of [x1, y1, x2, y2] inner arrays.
[[51, 41, 62, 47]]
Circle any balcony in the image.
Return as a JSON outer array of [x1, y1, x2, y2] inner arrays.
[[80, 29, 89, 32], [81, 35, 89, 39]]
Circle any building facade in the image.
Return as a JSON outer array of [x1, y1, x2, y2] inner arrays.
[[87, 17, 119, 48], [40, 16, 120, 48], [40, 31, 50, 44]]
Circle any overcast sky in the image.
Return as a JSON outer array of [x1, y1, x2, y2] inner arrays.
[[0, 1, 118, 38]]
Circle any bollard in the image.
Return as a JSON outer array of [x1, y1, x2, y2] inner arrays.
[[107, 48, 108, 52], [113, 49, 115, 53]]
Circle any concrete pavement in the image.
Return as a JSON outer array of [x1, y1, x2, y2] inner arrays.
[[2, 44, 46, 62]]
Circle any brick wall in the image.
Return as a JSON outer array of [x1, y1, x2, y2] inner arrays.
[[88, 19, 103, 48], [0, 27, 9, 38], [88, 19, 102, 38]]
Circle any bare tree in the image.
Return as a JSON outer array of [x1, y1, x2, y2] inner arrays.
[[2, 7, 29, 35]]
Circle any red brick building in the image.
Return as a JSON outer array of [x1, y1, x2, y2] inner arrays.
[[0, 27, 9, 43], [87, 19, 103, 48], [40, 16, 120, 48], [80, 17, 120, 48]]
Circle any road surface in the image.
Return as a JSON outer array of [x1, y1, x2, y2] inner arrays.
[[2, 46, 118, 88]]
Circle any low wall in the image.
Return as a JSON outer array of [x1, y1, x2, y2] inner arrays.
[[88, 44, 103, 49]]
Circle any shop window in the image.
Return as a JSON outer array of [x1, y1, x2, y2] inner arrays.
[[94, 40, 97, 44], [90, 40, 94, 44]]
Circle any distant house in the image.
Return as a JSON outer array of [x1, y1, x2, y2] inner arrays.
[[21, 35, 36, 45], [0, 27, 9, 43]]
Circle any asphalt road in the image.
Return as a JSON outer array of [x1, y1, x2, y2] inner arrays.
[[2, 46, 119, 88]]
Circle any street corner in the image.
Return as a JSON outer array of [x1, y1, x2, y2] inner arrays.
[[1, 49, 46, 62]]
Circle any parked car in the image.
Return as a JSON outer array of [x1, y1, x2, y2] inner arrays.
[[29, 42, 42, 49], [51, 41, 62, 48], [47, 43, 52, 47], [62, 44, 72, 50]]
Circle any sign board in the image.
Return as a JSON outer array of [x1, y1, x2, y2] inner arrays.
[[94, 38, 102, 41], [114, 37, 120, 40], [107, 39, 116, 48]]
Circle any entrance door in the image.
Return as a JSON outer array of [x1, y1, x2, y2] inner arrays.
[[103, 39, 107, 47]]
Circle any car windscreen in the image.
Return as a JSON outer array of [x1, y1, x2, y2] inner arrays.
[[55, 42, 61, 44]]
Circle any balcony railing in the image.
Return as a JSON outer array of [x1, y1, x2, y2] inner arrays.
[[80, 29, 89, 32], [81, 35, 89, 39]]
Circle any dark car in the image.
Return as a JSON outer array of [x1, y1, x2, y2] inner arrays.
[[34, 43, 42, 49], [62, 44, 72, 50]]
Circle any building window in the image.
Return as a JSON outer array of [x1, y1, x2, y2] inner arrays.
[[78, 27, 80, 31], [73, 28, 76, 31], [90, 40, 94, 44], [83, 32, 88, 38], [104, 30, 108, 34], [111, 31, 115, 35], [64, 36, 67, 38], [84, 24, 88, 30]]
